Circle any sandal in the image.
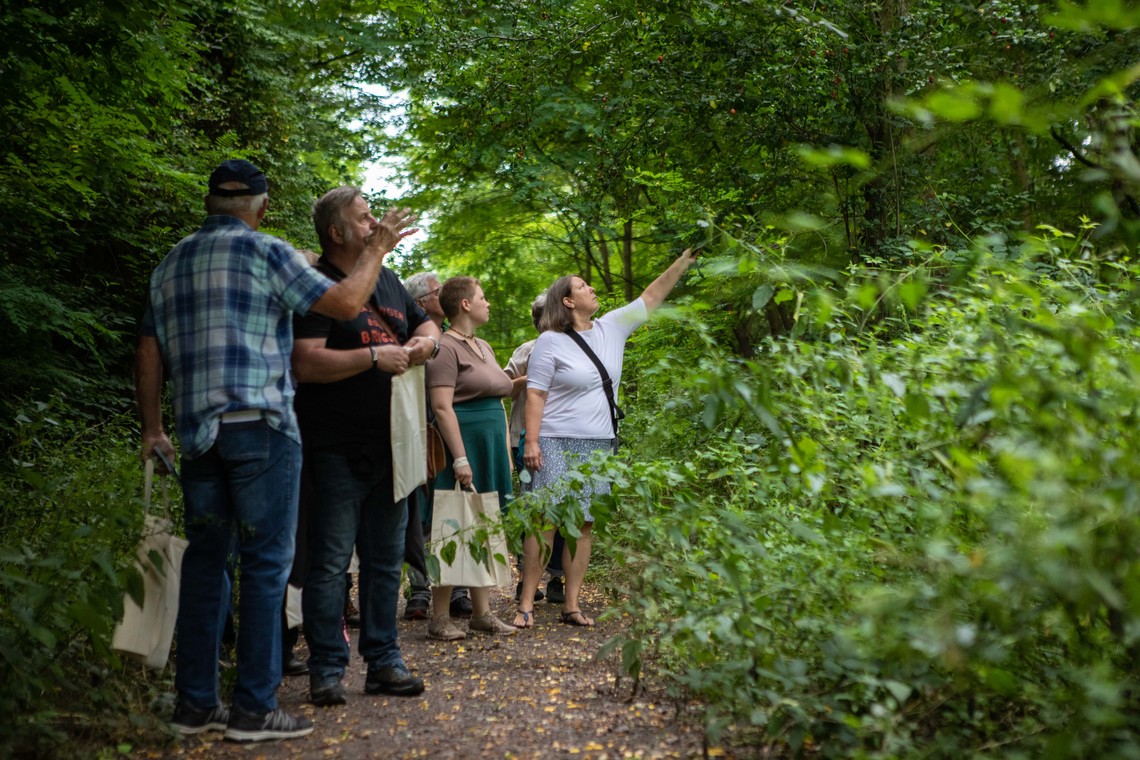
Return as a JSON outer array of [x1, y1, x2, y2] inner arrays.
[[560, 610, 594, 627], [512, 609, 534, 629]]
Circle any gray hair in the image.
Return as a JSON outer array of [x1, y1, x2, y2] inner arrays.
[[312, 186, 363, 252], [403, 271, 441, 300], [531, 292, 546, 330], [206, 192, 267, 216]]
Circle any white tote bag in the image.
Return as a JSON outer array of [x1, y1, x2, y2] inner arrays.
[[112, 459, 187, 670], [429, 485, 512, 589], [391, 364, 428, 501]]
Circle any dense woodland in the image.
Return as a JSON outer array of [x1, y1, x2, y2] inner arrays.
[[2, 0, 1139, 756]]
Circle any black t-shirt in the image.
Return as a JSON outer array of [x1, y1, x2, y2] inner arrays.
[[294, 259, 430, 453]]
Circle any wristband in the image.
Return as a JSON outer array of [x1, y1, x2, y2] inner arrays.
[[452, 457, 469, 468], [368, 344, 379, 369]]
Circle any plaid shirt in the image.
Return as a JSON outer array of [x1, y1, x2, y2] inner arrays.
[[141, 215, 332, 459]]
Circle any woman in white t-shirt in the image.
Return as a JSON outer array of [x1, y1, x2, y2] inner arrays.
[[513, 248, 698, 629]]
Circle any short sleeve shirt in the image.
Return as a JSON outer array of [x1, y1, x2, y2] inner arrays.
[[504, 339, 536, 447], [426, 333, 513, 403], [143, 215, 332, 459], [526, 298, 648, 439], [293, 261, 431, 453]]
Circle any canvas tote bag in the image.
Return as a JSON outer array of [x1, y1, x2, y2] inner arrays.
[[112, 458, 187, 670], [391, 364, 429, 501], [429, 485, 512, 588]]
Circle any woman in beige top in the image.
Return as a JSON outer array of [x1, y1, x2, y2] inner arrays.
[[424, 276, 517, 640]]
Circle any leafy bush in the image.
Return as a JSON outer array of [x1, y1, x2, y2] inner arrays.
[[596, 228, 1140, 757], [0, 402, 175, 758]]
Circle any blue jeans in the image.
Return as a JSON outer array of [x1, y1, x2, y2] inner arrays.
[[304, 449, 408, 683], [175, 419, 299, 714]]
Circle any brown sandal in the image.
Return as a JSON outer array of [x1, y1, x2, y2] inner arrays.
[[560, 610, 594, 627]]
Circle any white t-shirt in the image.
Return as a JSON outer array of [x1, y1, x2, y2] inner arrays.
[[527, 298, 648, 439]]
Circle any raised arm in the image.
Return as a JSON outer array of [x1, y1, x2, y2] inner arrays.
[[310, 207, 418, 320], [639, 247, 698, 314]]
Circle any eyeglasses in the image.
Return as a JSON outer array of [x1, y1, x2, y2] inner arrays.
[[417, 288, 441, 301]]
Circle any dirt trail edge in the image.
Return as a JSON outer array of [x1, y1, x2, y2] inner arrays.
[[156, 585, 713, 759]]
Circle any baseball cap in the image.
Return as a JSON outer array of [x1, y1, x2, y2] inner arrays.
[[208, 159, 269, 197]]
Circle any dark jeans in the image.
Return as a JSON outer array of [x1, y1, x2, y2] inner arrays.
[[303, 449, 408, 682], [176, 420, 299, 714]]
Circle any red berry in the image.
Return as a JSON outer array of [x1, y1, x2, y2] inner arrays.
[[657, 55, 663, 62], [729, 108, 736, 114]]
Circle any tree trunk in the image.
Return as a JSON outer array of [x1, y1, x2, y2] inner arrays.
[[595, 233, 613, 292], [622, 219, 634, 302]]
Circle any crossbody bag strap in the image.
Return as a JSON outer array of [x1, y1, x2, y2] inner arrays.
[[562, 328, 624, 439]]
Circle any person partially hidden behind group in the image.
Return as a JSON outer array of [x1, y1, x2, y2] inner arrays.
[[402, 270, 474, 620], [424, 276, 519, 640], [515, 248, 699, 629]]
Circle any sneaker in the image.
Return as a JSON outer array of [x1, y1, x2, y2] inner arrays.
[[310, 678, 347, 707], [224, 707, 314, 742], [171, 702, 229, 735], [546, 576, 565, 604], [449, 590, 473, 617], [404, 594, 430, 620], [365, 664, 425, 696], [427, 614, 467, 641], [468, 612, 518, 636], [514, 581, 545, 603]]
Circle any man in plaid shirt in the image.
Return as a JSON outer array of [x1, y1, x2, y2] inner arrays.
[[135, 159, 416, 743]]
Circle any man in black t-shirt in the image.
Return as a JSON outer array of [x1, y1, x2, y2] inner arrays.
[[292, 187, 440, 707]]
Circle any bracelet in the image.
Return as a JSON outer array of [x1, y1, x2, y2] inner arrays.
[[452, 457, 469, 468]]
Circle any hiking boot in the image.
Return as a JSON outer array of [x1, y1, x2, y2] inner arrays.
[[449, 589, 473, 617], [223, 707, 313, 742], [427, 614, 467, 641], [514, 581, 545, 603], [283, 656, 309, 677], [171, 702, 229, 735], [404, 593, 430, 620], [546, 576, 565, 604], [468, 612, 518, 636], [310, 677, 347, 707], [365, 664, 425, 696]]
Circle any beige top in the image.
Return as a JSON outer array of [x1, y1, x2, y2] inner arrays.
[[426, 332, 513, 403]]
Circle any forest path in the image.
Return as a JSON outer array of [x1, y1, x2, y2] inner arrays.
[[156, 585, 714, 759]]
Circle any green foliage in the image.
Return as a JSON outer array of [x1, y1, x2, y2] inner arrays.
[[0, 405, 177, 758], [0, 0, 390, 440], [596, 227, 1140, 756]]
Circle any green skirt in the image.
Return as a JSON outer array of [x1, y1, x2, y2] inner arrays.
[[432, 397, 513, 512]]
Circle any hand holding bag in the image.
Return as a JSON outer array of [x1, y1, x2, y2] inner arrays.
[[112, 458, 187, 670], [429, 485, 512, 589]]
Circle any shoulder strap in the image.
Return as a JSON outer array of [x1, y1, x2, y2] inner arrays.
[[562, 328, 624, 438]]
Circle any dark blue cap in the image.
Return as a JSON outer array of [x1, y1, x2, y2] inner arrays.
[[208, 159, 268, 197]]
